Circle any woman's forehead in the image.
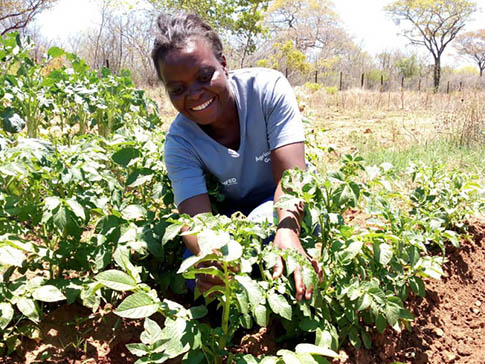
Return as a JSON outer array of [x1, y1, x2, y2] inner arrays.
[[159, 39, 219, 82], [165, 38, 215, 64]]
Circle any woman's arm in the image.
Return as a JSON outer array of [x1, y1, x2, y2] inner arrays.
[[271, 142, 321, 301]]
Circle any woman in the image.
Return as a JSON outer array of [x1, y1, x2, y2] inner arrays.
[[151, 13, 320, 301]]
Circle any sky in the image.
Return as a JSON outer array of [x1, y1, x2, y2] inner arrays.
[[37, 0, 485, 67]]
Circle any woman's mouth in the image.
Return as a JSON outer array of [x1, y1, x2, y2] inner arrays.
[[191, 97, 214, 111]]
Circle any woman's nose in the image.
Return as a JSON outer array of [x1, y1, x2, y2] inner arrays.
[[187, 83, 203, 99]]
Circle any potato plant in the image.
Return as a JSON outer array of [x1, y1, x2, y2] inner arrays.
[[0, 32, 483, 363]]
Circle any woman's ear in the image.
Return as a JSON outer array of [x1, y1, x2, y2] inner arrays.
[[221, 55, 229, 75]]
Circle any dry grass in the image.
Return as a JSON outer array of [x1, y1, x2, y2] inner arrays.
[[303, 88, 485, 152]]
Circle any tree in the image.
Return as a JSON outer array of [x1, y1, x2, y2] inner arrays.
[[0, 0, 56, 36], [385, 0, 477, 90], [261, 0, 360, 84], [455, 29, 485, 77], [266, 0, 340, 52]]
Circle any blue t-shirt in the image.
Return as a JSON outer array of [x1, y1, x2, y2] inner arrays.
[[164, 67, 305, 208]]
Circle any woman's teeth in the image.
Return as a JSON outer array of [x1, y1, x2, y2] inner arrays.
[[191, 98, 213, 111]]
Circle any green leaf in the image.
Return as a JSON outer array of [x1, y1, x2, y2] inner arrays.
[[375, 242, 393, 266], [115, 292, 159, 319], [399, 308, 414, 321], [221, 240, 243, 262], [134, 353, 169, 363], [53, 206, 68, 232], [348, 327, 361, 348], [254, 304, 269, 327], [141, 318, 163, 346], [32, 285, 66, 302], [113, 247, 141, 283], [340, 240, 363, 264], [1, 109, 25, 133], [44, 196, 61, 211], [182, 351, 205, 364], [189, 305, 208, 319], [16, 298, 39, 322], [0, 245, 26, 267], [408, 276, 425, 297], [47, 46, 65, 58], [177, 255, 203, 274], [278, 349, 301, 363], [0, 302, 14, 329], [357, 293, 371, 311], [66, 199, 86, 220], [268, 292, 292, 320], [160, 317, 191, 358], [95, 270, 137, 291], [235, 276, 264, 307], [315, 328, 334, 350], [112, 147, 141, 167], [295, 343, 339, 358], [236, 354, 259, 364], [198, 229, 230, 253], [162, 223, 183, 245], [361, 330, 372, 349], [126, 343, 150, 357], [127, 168, 154, 188], [376, 314, 387, 333], [122, 204, 146, 220], [385, 299, 402, 332], [299, 318, 319, 332]]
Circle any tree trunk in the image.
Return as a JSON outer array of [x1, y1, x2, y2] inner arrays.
[[433, 57, 441, 92]]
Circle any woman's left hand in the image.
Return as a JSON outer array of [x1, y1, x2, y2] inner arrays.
[[272, 227, 321, 301]]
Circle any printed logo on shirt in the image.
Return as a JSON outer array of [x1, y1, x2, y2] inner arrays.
[[255, 151, 271, 163], [222, 177, 237, 186]]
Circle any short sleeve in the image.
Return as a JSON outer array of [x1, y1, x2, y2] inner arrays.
[[164, 134, 207, 206], [263, 73, 305, 150]]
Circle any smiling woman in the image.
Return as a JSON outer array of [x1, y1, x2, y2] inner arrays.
[[151, 13, 321, 301]]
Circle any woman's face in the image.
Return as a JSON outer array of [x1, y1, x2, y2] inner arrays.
[[157, 38, 235, 128]]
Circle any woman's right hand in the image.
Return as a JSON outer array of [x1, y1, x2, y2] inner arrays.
[[194, 260, 225, 294]]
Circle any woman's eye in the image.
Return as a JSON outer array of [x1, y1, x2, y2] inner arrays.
[[199, 71, 213, 82], [169, 86, 184, 96]]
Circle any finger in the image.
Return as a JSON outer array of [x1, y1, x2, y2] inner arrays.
[[305, 284, 313, 301], [294, 266, 305, 301], [311, 260, 323, 282], [272, 256, 284, 279], [196, 274, 223, 290], [196, 277, 212, 293]]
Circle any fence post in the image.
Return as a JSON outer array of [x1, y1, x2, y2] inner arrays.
[[105, 59, 110, 69], [447, 81, 450, 94], [380, 74, 384, 91], [315, 70, 318, 83], [418, 79, 421, 92], [339, 71, 343, 91], [285, 68, 288, 78], [361, 73, 365, 88]]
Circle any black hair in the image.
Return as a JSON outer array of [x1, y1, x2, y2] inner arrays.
[[151, 13, 224, 81]]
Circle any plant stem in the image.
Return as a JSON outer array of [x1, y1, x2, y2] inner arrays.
[[219, 262, 231, 355]]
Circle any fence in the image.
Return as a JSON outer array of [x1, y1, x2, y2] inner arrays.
[[288, 69, 485, 93]]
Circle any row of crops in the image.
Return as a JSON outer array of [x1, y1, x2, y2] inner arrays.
[[1, 32, 484, 363]]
